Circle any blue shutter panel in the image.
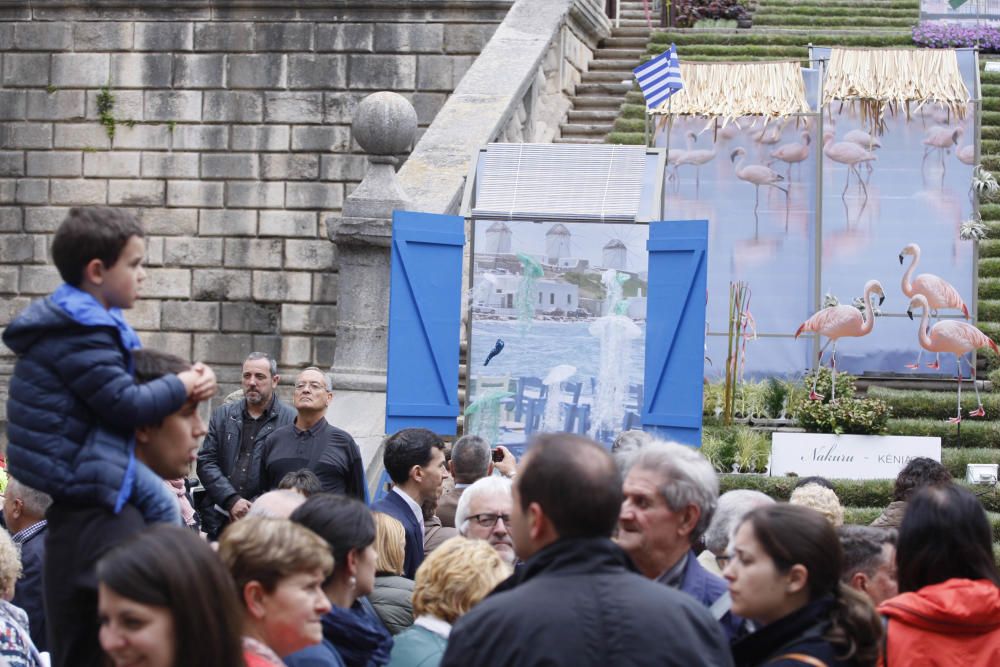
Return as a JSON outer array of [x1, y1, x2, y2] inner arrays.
[[643, 220, 708, 447], [386, 210, 465, 435]]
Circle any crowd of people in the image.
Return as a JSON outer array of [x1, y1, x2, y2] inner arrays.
[[1, 206, 999, 666]]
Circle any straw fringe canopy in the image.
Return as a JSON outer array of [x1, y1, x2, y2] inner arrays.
[[822, 48, 971, 135], [648, 60, 810, 121]]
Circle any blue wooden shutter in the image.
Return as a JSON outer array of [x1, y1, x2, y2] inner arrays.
[[643, 220, 708, 447], [385, 210, 465, 435]]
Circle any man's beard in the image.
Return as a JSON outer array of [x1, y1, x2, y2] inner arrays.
[[245, 390, 268, 406]]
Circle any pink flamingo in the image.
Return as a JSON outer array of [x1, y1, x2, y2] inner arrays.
[[823, 133, 877, 196], [922, 125, 962, 168], [730, 147, 787, 210], [674, 132, 716, 189], [795, 280, 885, 401], [907, 294, 998, 423], [769, 131, 811, 181], [843, 129, 881, 151], [899, 242, 970, 370], [957, 144, 975, 166]]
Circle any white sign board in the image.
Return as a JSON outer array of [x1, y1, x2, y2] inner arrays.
[[986, 62, 1000, 73], [770, 433, 941, 480]]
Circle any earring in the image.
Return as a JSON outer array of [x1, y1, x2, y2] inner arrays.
[[349, 575, 357, 591]]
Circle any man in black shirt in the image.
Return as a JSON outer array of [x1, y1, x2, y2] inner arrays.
[[45, 349, 214, 667], [259, 367, 366, 501], [197, 352, 295, 538]]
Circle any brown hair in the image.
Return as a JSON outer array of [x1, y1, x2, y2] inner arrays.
[[741, 504, 882, 665], [412, 537, 510, 624], [373, 512, 406, 576], [51, 207, 144, 286], [218, 517, 333, 602]]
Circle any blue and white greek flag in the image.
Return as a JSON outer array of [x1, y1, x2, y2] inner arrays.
[[633, 43, 684, 111]]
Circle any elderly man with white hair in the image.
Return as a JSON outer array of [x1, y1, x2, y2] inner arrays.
[[698, 489, 775, 576], [618, 440, 745, 641], [454, 476, 516, 565]]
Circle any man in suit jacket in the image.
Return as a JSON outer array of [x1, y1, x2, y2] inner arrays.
[[437, 435, 516, 528], [4, 475, 53, 652], [371, 428, 449, 578]]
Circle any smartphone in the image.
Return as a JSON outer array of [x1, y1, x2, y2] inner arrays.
[[492, 448, 504, 462]]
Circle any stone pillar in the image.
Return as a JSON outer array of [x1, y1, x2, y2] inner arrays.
[[324, 92, 417, 476]]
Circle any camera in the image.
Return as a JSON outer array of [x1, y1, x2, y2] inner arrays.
[[492, 448, 505, 462]]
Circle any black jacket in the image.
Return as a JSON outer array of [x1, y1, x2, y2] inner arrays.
[[731, 597, 856, 667], [196, 395, 295, 509], [370, 491, 424, 580], [11, 523, 46, 652], [441, 537, 734, 667]]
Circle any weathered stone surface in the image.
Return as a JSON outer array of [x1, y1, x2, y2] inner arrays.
[[315, 24, 373, 52], [192, 269, 251, 301], [173, 54, 225, 88], [312, 272, 338, 304], [113, 124, 171, 150], [26, 91, 84, 121], [226, 182, 283, 209], [0, 208, 24, 233], [126, 299, 162, 330], [417, 55, 467, 91], [167, 180, 224, 208], [50, 178, 108, 205], [259, 210, 317, 237], [3, 54, 50, 87], [86, 89, 143, 122], [222, 302, 279, 333], [84, 151, 140, 177], [253, 270, 311, 302], [260, 154, 318, 181], [145, 237, 164, 266], [264, 92, 323, 124], [281, 336, 312, 367], [135, 22, 193, 51], [410, 92, 447, 125], [203, 91, 262, 122], [352, 92, 417, 155], [285, 239, 336, 270], [194, 23, 254, 52], [199, 209, 257, 236], [15, 179, 48, 205], [73, 22, 133, 51], [348, 55, 416, 90], [281, 304, 337, 334], [2, 123, 52, 150], [52, 53, 109, 87], [0, 267, 20, 293], [224, 238, 283, 268], [26, 151, 81, 177], [323, 92, 362, 124], [141, 268, 191, 298], [254, 23, 313, 51], [144, 91, 202, 121], [138, 332, 192, 359], [171, 125, 228, 150], [291, 126, 349, 152], [374, 23, 443, 53], [0, 92, 26, 121], [24, 207, 67, 232], [286, 183, 343, 210], [54, 124, 110, 150], [0, 235, 35, 263], [0, 297, 33, 326], [15, 265, 57, 295], [14, 23, 72, 51], [320, 154, 366, 181], [136, 207, 199, 236], [193, 332, 253, 365], [163, 236, 224, 266], [228, 55, 287, 89], [0, 153, 24, 177], [141, 152, 199, 178], [162, 301, 219, 331], [108, 179, 165, 206], [443, 23, 498, 53], [111, 54, 173, 88], [202, 154, 259, 180], [231, 125, 289, 152], [288, 55, 346, 90]]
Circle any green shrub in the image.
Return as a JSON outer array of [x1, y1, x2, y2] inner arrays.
[[843, 507, 883, 525], [865, 387, 1000, 420], [702, 425, 771, 473], [942, 447, 1000, 477], [606, 132, 645, 146], [763, 377, 790, 419], [803, 367, 857, 403], [886, 418, 1000, 449], [794, 396, 892, 435], [701, 431, 738, 473]]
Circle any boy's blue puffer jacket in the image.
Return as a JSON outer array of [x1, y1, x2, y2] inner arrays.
[[2, 294, 186, 509]]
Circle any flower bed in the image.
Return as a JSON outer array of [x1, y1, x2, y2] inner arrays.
[[912, 22, 1000, 53]]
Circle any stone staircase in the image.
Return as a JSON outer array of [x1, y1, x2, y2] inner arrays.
[[557, 0, 656, 143]]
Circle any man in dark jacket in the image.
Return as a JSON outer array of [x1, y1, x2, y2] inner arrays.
[[3, 476, 51, 652], [197, 352, 295, 539], [441, 434, 734, 667], [618, 441, 747, 641]]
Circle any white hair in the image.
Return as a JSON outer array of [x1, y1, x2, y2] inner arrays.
[[5, 476, 52, 518], [455, 476, 512, 536], [703, 489, 775, 554], [247, 490, 306, 519], [625, 440, 719, 544]]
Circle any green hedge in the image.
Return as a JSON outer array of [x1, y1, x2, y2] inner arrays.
[[650, 32, 912, 47], [753, 6, 917, 16], [981, 203, 1000, 221], [885, 418, 1000, 449], [943, 448, 1000, 477], [649, 44, 808, 58], [980, 111, 1000, 127], [606, 132, 646, 145], [982, 127, 1000, 141], [981, 85, 1000, 100], [760, 0, 918, 5], [980, 300, 1000, 321], [983, 98, 1000, 113], [981, 278, 1000, 300], [981, 258, 1000, 278], [620, 104, 646, 120], [980, 240, 1000, 259], [751, 16, 915, 26], [718, 475, 1000, 512], [613, 117, 646, 133], [865, 387, 1000, 421], [981, 139, 1000, 156], [843, 507, 1000, 535]]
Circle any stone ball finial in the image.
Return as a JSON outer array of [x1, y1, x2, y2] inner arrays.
[[352, 92, 418, 157]]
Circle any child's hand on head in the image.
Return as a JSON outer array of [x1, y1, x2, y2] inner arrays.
[[189, 362, 217, 402]]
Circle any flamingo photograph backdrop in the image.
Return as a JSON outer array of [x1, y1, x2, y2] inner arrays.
[[654, 49, 978, 381]]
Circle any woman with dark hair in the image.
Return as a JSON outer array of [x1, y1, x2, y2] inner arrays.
[[723, 504, 882, 666], [96, 524, 245, 667], [285, 493, 394, 667], [871, 457, 951, 529], [879, 484, 1000, 666]]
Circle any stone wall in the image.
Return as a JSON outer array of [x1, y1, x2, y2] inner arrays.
[[0, 0, 513, 427]]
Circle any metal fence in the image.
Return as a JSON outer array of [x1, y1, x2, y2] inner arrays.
[[922, 0, 1000, 21]]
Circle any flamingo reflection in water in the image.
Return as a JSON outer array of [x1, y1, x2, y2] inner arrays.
[[907, 294, 998, 423], [795, 279, 885, 401]]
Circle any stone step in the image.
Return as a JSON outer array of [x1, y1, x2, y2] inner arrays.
[[617, 18, 657, 27], [610, 26, 658, 37], [570, 94, 627, 108], [603, 36, 651, 48], [594, 48, 648, 60], [559, 122, 615, 135], [554, 136, 608, 144], [567, 108, 620, 122], [576, 81, 634, 95], [589, 58, 643, 70], [855, 375, 992, 393], [582, 70, 634, 83]]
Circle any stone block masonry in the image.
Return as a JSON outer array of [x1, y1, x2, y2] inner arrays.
[[0, 0, 510, 411]]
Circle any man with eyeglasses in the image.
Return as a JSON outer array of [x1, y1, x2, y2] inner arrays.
[[258, 367, 366, 501], [454, 476, 516, 565]]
